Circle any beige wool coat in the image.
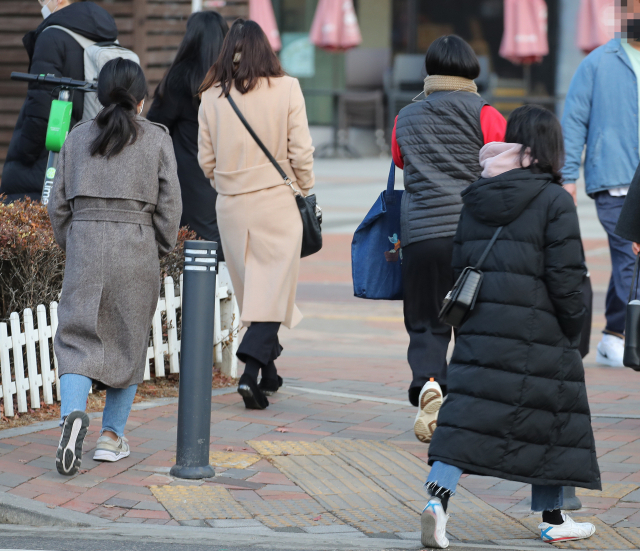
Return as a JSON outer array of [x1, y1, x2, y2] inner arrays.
[[48, 117, 182, 388], [198, 76, 315, 328]]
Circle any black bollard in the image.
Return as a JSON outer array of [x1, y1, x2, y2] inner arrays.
[[562, 486, 582, 510], [170, 241, 217, 479]]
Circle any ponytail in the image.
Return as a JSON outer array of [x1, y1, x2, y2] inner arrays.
[[90, 58, 148, 159]]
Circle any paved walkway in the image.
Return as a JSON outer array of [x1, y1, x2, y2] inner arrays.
[[1, 160, 640, 550]]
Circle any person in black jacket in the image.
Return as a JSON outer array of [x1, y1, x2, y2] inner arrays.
[[147, 11, 228, 257], [1, 0, 118, 202], [420, 106, 600, 549]]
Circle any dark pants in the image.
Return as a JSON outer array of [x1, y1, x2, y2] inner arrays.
[[595, 192, 636, 334], [237, 322, 282, 368], [402, 237, 454, 393]]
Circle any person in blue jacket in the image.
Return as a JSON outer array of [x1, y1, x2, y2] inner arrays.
[[562, 17, 640, 367]]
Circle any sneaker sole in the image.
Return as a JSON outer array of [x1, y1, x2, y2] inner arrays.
[[56, 411, 90, 476], [93, 449, 131, 462], [414, 388, 443, 443], [596, 350, 623, 368], [421, 509, 448, 549]]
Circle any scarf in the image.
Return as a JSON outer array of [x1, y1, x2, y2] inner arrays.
[[479, 142, 532, 179], [423, 75, 479, 97]]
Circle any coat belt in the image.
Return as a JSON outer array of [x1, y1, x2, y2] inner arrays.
[[72, 209, 154, 226]]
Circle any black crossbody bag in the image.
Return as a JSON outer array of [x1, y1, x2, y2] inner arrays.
[[439, 226, 503, 328], [227, 95, 322, 258]]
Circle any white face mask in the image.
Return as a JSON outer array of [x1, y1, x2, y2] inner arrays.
[[138, 99, 144, 115], [40, 0, 54, 18]]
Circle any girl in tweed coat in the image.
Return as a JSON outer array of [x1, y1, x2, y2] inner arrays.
[[48, 59, 182, 476]]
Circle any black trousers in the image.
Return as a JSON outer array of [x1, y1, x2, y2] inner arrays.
[[402, 237, 454, 393], [237, 322, 282, 367]]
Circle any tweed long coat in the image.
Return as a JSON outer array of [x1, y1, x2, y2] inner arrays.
[[198, 76, 315, 329], [48, 117, 182, 388]]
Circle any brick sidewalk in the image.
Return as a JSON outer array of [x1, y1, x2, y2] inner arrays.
[[2, 233, 640, 550]]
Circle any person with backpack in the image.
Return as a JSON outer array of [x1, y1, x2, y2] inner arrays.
[[48, 58, 181, 475], [420, 106, 600, 548], [147, 11, 228, 256], [1, 0, 121, 202]]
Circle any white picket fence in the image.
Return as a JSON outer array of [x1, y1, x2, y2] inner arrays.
[[0, 264, 240, 417]]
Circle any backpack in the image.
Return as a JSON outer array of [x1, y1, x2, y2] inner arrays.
[[43, 25, 140, 122]]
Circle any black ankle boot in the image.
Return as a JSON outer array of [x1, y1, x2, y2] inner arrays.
[[238, 373, 269, 409], [259, 375, 283, 396]]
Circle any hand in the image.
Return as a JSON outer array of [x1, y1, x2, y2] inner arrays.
[[633, 243, 640, 256], [563, 183, 577, 206]]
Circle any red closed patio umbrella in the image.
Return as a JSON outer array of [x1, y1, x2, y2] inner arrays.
[[577, 0, 615, 54], [309, 0, 362, 52], [499, 0, 549, 65], [249, 0, 281, 52]]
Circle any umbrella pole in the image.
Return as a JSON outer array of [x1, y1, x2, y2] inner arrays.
[[523, 63, 532, 96]]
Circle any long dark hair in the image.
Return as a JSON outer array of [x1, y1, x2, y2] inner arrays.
[[505, 105, 565, 184], [425, 35, 480, 79], [155, 11, 228, 101], [199, 19, 284, 97], [90, 58, 147, 158]]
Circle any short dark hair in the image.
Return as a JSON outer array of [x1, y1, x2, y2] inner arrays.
[[91, 58, 147, 158], [504, 105, 565, 184], [199, 19, 284, 97], [425, 35, 480, 80]]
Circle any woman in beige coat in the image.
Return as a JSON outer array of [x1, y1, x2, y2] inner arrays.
[[198, 19, 314, 409]]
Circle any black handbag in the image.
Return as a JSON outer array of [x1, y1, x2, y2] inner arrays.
[[227, 95, 322, 258], [439, 226, 503, 328], [624, 255, 640, 369]]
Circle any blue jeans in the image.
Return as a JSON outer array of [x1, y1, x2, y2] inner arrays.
[[595, 192, 636, 334], [426, 461, 564, 512], [60, 374, 137, 437]]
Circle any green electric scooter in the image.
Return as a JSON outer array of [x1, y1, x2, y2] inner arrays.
[[10, 72, 97, 205]]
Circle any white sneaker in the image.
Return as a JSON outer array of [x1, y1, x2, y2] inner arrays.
[[421, 498, 449, 548], [93, 435, 130, 462], [539, 513, 596, 543], [414, 379, 443, 443], [596, 334, 624, 367]]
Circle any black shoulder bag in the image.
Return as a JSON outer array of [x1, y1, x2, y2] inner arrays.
[[226, 95, 322, 258], [439, 226, 503, 328]]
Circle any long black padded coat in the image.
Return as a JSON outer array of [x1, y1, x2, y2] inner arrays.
[[428, 168, 601, 490]]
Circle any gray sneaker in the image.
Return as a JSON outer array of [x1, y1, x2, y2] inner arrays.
[[93, 435, 130, 462]]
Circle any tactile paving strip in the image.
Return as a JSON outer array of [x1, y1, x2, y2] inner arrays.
[[614, 526, 640, 548], [247, 440, 332, 456], [576, 483, 639, 499], [209, 451, 262, 469], [255, 513, 343, 528], [332, 505, 420, 533], [150, 485, 253, 521], [242, 498, 327, 517], [520, 516, 634, 549]]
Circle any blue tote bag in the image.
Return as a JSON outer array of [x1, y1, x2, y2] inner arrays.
[[351, 161, 404, 300]]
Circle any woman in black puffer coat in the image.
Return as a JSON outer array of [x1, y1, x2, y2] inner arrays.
[[420, 106, 600, 550]]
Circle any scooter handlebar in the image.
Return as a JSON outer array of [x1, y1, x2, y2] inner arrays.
[[11, 72, 97, 90]]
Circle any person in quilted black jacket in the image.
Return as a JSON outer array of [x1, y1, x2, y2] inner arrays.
[[419, 106, 600, 549]]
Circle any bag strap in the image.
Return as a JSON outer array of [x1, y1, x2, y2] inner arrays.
[[629, 254, 640, 303], [386, 161, 395, 195], [475, 226, 503, 270], [43, 25, 97, 49], [227, 94, 302, 196]]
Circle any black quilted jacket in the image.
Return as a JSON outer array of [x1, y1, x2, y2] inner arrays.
[[394, 90, 486, 246], [428, 168, 601, 490], [1, 2, 117, 202]]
